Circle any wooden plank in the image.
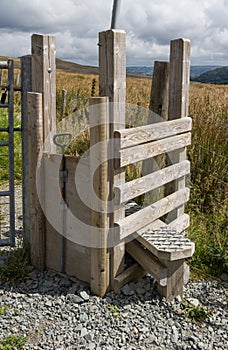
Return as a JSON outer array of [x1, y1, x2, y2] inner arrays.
[[99, 29, 126, 289], [136, 213, 190, 236], [113, 263, 145, 294], [157, 259, 185, 300], [114, 160, 190, 204], [126, 240, 167, 286], [118, 132, 191, 167], [136, 229, 195, 261], [20, 55, 32, 247], [89, 97, 109, 297], [166, 213, 190, 233], [115, 117, 191, 149], [116, 188, 190, 240], [166, 38, 191, 220], [27, 92, 45, 270], [31, 34, 56, 144]]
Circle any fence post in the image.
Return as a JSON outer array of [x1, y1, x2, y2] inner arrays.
[[31, 34, 56, 142], [166, 39, 191, 221], [27, 92, 45, 269], [21, 55, 32, 247], [90, 97, 109, 297], [99, 29, 126, 290], [143, 61, 170, 203]]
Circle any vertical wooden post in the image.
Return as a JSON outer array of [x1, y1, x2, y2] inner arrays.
[[143, 61, 169, 203], [90, 97, 109, 297], [99, 29, 126, 289], [27, 92, 45, 270], [21, 55, 32, 247], [157, 39, 190, 299], [166, 39, 191, 220], [31, 34, 56, 142]]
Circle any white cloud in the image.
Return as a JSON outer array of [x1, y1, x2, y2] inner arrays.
[[0, 0, 227, 66]]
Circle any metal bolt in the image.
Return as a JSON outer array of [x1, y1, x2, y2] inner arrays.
[[48, 67, 52, 73]]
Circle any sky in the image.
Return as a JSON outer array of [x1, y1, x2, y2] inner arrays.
[[0, 0, 227, 67]]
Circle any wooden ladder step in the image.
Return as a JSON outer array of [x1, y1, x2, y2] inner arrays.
[[136, 228, 195, 261]]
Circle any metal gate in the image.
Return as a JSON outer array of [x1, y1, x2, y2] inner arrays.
[[0, 60, 20, 246]]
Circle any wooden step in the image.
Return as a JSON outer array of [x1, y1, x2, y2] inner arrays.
[[136, 228, 195, 261]]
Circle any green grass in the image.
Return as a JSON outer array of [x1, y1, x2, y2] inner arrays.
[[0, 334, 27, 350], [0, 247, 30, 285], [180, 299, 212, 324], [0, 107, 22, 183]]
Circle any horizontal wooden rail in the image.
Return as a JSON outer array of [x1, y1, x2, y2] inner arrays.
[[116, 188, 190, 240], [114, 160, 190, 204], [136, 213, 190, 236], [115, 117, 192, 149], [116, 132, 191, 167]]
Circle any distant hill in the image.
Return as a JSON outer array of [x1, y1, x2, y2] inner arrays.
[[127, 65, 221, 79], [1, 56, 226, 84], [56, 58, 98, 75], [191, 66, 228, 84]]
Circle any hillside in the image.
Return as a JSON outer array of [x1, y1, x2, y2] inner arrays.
[[126, 65, 221, 78], [192, 66, 228, 84]]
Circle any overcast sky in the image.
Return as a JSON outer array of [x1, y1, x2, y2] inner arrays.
[[0, 0, 227, 66]]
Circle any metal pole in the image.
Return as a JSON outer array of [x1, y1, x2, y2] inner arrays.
[[111, 0, 121, 29]]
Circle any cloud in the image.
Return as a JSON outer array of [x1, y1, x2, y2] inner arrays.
[[0, 0, 227, 66]]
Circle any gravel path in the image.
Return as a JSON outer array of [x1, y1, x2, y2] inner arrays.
[[0, 269, 227, 350], [0, 186, 227, 349]]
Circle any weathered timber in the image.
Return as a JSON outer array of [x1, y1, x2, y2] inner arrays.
[[126, 240, 167, 286], [136, 229, 195, 261], [31, 34, 56, 143], [114, 160, 190, 204], [118, 132, 191, 167], [116, 188, 190, 240], [113, 263, 145, 294], [90, 97, 109, 297], [115, 117, 191, 149], [136, 213, 190, 236], [166, 38, 191, 220], [27, 92, 45, 270], [99, 29, 126, 288]]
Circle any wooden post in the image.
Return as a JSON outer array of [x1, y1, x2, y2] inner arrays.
[[143, 61, 169, 203], [31, 34, 56, 142], [27, 92, 45, 270], [90, 97, 109, 297], [20, 55, 32, 247], [166, 39, 191, 220], [157, 39, 191, 299], [99, 29, 126, 289]]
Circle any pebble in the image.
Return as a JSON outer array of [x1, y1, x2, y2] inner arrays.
[[0, 268, 227, 349]]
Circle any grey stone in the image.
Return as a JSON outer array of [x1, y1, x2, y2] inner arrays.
[[67, 294, 84, 304], [79, 290, 90, 301], [121, 284, 135, 296], [220, 273, 228, 282]]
